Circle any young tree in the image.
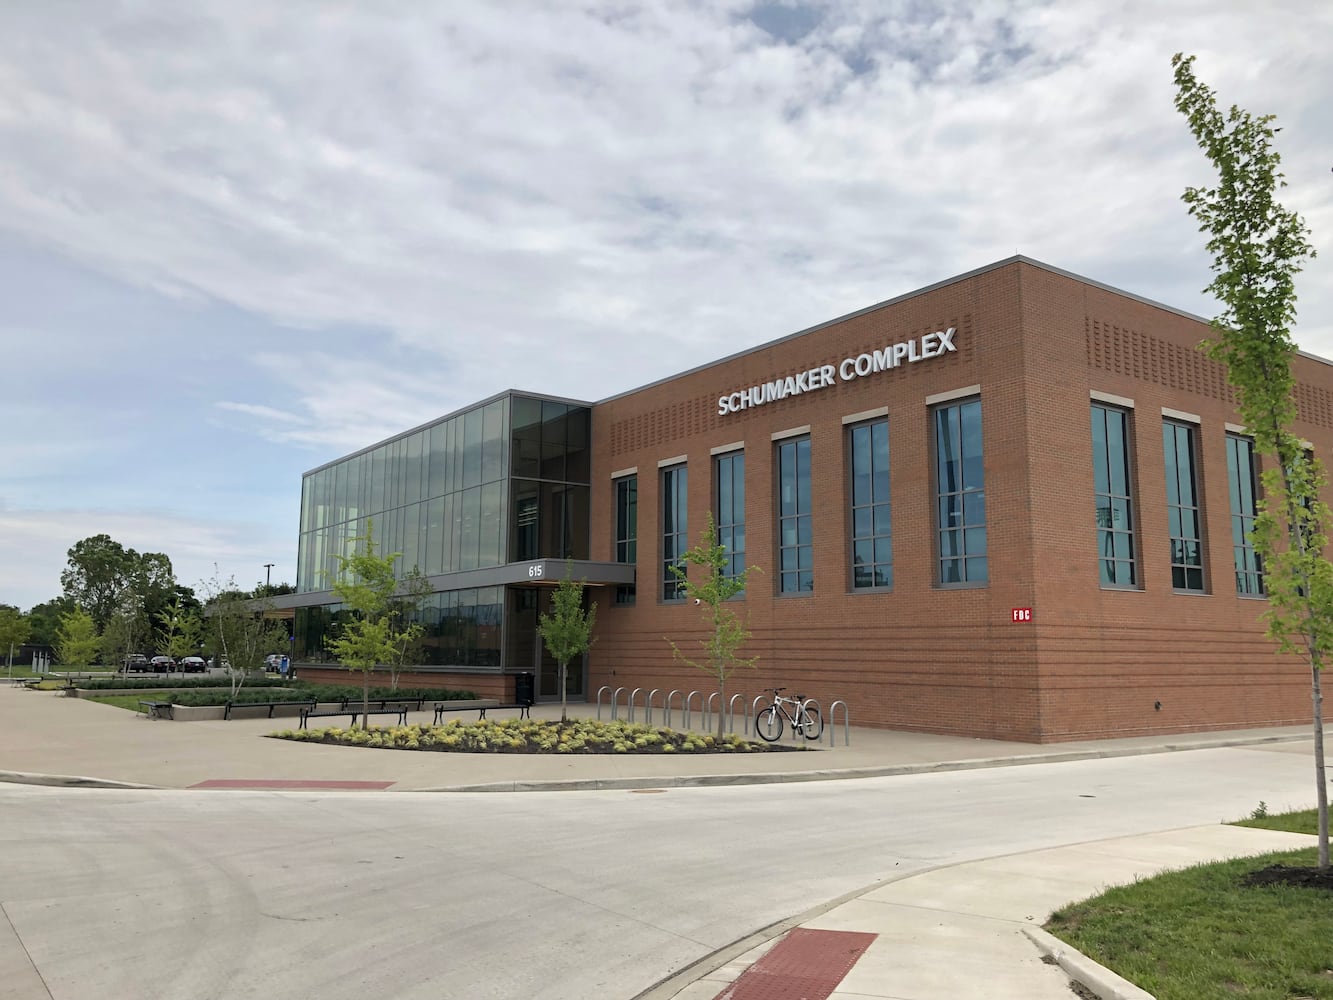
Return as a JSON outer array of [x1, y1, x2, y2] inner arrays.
[[666, 512, 761, 739], [56, 608, 101, 667], [1173, 53, 1327, 868], [328, 520, 416, 727], [385, 566, 431, 692], [156, 595, 203, 661], [0, 606, 31, 677], [537, 563, 597, 723], [202, 570, 286, 700]]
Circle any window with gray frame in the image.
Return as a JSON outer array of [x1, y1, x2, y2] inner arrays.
[[777, 436, 813, 593], [715, 452, 745, 585], [1226, 434, 1264, 595], [662, 464, 688, 601], [848, 419, 892, 589], [1091, 404, 1137, 587], [614, 475, 637, 605], [1163, 420, 1206, 591], [934, 399, 987, 584]]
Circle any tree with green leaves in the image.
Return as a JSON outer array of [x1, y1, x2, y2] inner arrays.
[[56, 608, 101, 667], [0, 606, 31, 677], [537, 563, 597, 723], [1173, 52, 1327, 868], [201, 570, 287, 700], [666, 512, 761, 739], [328, 520, 417, 727], [156, 595, 204, 661], [24, 597, 73, 650], [385, 566, 431, 692]]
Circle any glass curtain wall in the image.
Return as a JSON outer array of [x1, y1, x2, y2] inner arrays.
[[508, 397, 591, 563]]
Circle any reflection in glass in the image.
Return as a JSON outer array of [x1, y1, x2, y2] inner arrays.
[[934, 399, 986, 584]]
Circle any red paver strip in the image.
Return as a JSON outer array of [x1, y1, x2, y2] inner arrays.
[[717, 928, 878, 1000], [188, 779, 395, 790]]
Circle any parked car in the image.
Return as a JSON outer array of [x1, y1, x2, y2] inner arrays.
[[179, 656, 207, 673], [123, 654, 149, 672], [206, 657, 233, 671], [264, 654, 283, 670], [149, 656, 175, 673]]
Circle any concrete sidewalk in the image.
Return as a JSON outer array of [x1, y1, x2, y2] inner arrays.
[[655, 824, 1319, 1000], [0, 683, 1319, 792]]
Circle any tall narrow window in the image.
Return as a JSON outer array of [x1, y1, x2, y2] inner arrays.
[[777, 436, 812, 593], [715, 452, 745, 585], [1163, 420, 1205, 591], [1226, 434, 1264, 595], [614, 476, 637, 605], [662, 465, 688, 601], [1091, 405, 1137, 587], [848, 420, 892, 589], [934, 399, 987, 584]]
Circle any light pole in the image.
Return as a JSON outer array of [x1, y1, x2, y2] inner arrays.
[[263, 563, 274, 589]]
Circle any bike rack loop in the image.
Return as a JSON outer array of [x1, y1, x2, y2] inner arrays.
[[682, 690, 702, 731], [664, 690, 683, 729], [749, 694, 768, 736], [628, 688, 646, 723], [799, 698, 824, 741], [611, 687, 627, 721], [704, 692, 720, 734], [645, 689, 661, 726], [727, 693, 746, 735], [827, 700, 851, 747], [596, 686, 612, 721]]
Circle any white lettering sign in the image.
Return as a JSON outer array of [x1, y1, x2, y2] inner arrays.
[[718, 328, 958, 416]]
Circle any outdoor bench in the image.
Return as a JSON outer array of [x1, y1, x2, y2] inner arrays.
[[298, 706, 410, 729], [224, 698, 317, 721], [138, 700, 174, 720], [433, 701, 531, 724], [335, 696, 426, 713]]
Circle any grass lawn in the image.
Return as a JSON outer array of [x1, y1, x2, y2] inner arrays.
[[1045, 809, 1331, 1000]]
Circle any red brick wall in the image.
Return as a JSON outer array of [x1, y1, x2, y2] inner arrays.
[[586, 259, 1329, 742]]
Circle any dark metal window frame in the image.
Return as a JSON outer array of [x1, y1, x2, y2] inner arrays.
[[1163, 419, 1207, 593], [1092, 404, 1139, 589], [932, 398, 988, 587], [847, 418, 892, 591], [776, 436, 813, 594]]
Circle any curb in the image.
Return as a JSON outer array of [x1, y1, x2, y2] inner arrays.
[[0, 770, 160, 790], [1024, 926, 1156, 1000]]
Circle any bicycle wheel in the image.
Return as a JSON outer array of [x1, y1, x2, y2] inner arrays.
[[755, 707, 783, 742], [798, 706, 823, 741]]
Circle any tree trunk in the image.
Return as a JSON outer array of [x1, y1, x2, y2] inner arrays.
[[1313, 659, 1329, 869], [559, 661, 567, 723], [717, 678, 726, 740], [362, 670, 371, 731]]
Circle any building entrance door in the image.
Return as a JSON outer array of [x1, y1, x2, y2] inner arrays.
[[507, 586, 586, 702]]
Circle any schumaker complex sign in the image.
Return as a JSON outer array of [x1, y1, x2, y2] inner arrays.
[[717, 327, 957, 416]]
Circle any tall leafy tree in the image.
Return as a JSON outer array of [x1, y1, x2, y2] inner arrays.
[[60, 535, 176, 633], [666, 512, 761, 739], [329, 520, 416, 727], [537, 563, 597, 723], [56, 608, 101, 667], [201, 570, 287, 700], [1173, 53, 1327, 868], [24, 597, 73, 649], [0, 606, 31, 676]]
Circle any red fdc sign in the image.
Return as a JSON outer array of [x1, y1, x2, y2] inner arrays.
[[1011, 607, 1033, 623]]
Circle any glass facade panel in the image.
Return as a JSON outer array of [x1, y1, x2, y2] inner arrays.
[[1226, 434, 1264, 595], [542, 400, 568, 481], [849, 419, 892, 589], [1163, 420, 1206, 592], [1091, 405, 1137, 587], [777, 437, 813, 593], [715, 452, 746, 584], [662, 464, 688, 600], [511, 396, 542, 479], [934, 399, 987, 585]]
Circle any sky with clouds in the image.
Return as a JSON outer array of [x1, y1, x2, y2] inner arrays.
[[1, 0, 1330, 612]]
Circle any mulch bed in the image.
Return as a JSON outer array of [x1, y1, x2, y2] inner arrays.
[[1242, 864, 1333, 891]]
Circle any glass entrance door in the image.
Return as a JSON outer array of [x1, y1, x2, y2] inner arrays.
[[506, 586, 586, 702]]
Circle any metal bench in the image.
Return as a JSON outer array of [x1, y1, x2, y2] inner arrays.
[[433, 701, 531, 724], [138, 700, 174, 720], [223, 698, 316, 720], [298, 706, 410, 729]]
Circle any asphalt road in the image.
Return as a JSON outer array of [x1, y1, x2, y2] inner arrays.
[[0, 742, 1318, 1000]]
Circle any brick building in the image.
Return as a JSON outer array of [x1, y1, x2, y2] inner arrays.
[[285, 256, 1331, 742]]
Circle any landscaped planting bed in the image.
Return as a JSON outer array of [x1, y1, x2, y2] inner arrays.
[[273, 717, 792, 754]]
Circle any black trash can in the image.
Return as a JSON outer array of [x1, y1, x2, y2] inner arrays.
[[514, 671, 535, 708]]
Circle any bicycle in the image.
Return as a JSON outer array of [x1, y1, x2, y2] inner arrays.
[[754, 687, 823, 742]]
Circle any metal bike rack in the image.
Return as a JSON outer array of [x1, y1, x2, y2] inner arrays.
[[827, 700, 851, 747], [664, 690, 683, 729], [800, 698, 823, 742], [704, 692, 720, 734], [628, 688, 646, 722], [611, 686, 628, 721], [749, 694, 768, 736], [682, 690, 702, 731], [645, 689, 661, 725], [595, 686, 613, 721]]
